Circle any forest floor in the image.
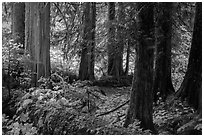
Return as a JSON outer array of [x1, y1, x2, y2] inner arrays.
[[2, 81, 202, 135], [93, 86, 201, 135]]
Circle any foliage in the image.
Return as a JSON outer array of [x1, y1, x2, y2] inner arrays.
[[3, 80, 104, 134], [153, 96, 201, 135], [2, 2, 12, 22], [2, 76, 202, 135], [2, 114, 38, 135], [49, 2, 137, 78], [2, 22, 32, 91], [171, 3, 195, 91], [50, 2, 83, 54], [171, 25, 192, 91], [3, 79, 152, 135], [50, 47, 80, 77]]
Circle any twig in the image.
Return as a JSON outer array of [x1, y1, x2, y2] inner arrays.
[[53, 2, 69, 39], [96, 100, 129, 117]]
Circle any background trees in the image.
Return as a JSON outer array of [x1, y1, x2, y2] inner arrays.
[[2, 2, 202, 135], [25, 2, 51, 86], [79, 2, 96, 80], [11, 2, 25, 46]]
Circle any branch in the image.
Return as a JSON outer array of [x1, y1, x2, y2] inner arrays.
[[96, 100, 129, 117], [53, 2, 69, 39]]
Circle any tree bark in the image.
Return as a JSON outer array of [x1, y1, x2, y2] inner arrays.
[[79, 2, 96, 81], [89, 2, 96, 80], [176, 2, 202, 113], [117, 2, 125, 76], [12, 2, 25, 46], [124, 3, 155, 132], [107, 2, 115, 76], [153, 3, 175, 102], [107, 2, 124, 78], [25, 2, 51, 86]]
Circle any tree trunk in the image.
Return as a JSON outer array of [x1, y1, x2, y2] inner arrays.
[[79, 2, 96, 81], [176, 2, 202, 113], [25, 2, 51, 86], [89, 2, 96, 80], [107, 2, 115, 76], [124, 3, 155, 132], [117, 2, 125, 76], [107, 2, 124, 78], [153, 3, 175, 102], [12, 2, 25, 47]]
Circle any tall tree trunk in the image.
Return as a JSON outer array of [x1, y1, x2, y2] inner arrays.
[[153, 3, 175, 102], [25, 2, 51, 86], [107, 2, 124, 78], [124, 3, 155, 132], [12, 2, 25, 47], [107, 2, 115, 76], [79, 2, 96, 81], [89, 2, 96, 80], [117, 2, 125, 76], [176, 2, 202, 113]]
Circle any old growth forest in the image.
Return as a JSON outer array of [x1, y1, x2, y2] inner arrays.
[[1, 2, 202, 135]]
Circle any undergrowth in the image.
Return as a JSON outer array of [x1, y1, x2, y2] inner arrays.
[[2, 78, 149, 135], [2, 77, 202, 135]]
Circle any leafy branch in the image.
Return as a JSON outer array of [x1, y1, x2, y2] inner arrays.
[[53, 2, 69, 40]]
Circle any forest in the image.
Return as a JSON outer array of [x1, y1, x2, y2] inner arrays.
[[1, 2, 202, 135]]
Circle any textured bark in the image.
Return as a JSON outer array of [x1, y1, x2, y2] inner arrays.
[[124, 3, 155, 132], [153, 3, 175, 102], [107, 2, 115, 76], [117, 2, 125, 76], [12, 2, 25, 46], [107, 2, 124, 78], [176, 2, 202, 113], [89, 2, 96, 80], [79, 2, 96, 80], [25, 3, 51, 86]]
